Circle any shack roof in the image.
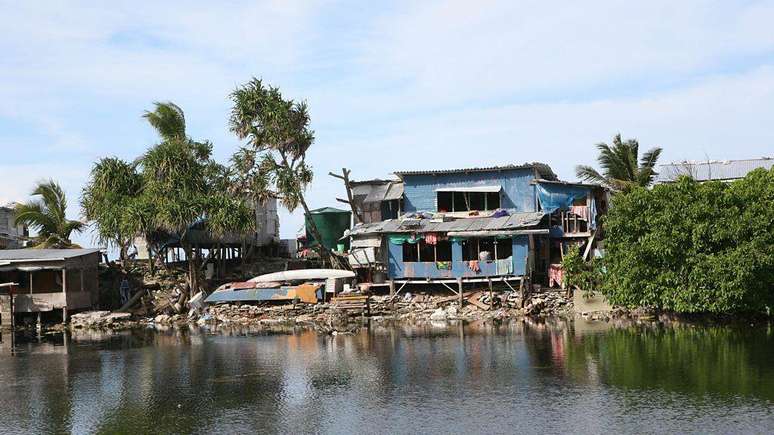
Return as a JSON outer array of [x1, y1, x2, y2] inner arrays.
[[394, 163, 557, 181], [350, 179, 404, 204], [348, 211, 545, 236], [656, 158, 774, 183], [0, 249, 99, 262]]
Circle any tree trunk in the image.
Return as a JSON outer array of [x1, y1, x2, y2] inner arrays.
[[298, 194, 329, 259], [182, 243, 195, 302], [146, 239, 155, 275]]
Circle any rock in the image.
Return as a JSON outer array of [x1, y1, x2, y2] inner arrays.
[[154, 314, 170, 324], [429, 308, 448, 321]]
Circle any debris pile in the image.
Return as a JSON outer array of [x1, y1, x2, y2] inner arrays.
[[70, 311, 137, 329]]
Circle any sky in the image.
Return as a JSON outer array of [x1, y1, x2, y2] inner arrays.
[[1, 1, 773, 249]]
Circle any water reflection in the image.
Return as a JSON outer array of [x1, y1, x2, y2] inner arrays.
[[1, 320, 772, 434]]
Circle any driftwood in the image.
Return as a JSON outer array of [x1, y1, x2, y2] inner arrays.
[[117, 288, 148, 312]]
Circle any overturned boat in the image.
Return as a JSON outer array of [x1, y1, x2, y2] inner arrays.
[[204, 269, 355, 305], [247, 269, 355, 283]]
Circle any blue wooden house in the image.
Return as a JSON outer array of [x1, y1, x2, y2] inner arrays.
[[346, 164, 605, 288]]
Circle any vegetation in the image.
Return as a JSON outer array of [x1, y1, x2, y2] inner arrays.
[[81, 157, 143, 263], [228, 78, 330, 262], [14, 180, 84, 248], [575, 133, 662, 192], [600, 168, 774, 313], [560, 245, 602, 296], [81, 102, 255, 300]]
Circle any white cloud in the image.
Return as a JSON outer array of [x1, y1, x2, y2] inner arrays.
[[358, 1, 774, 107], [1, 0, 773, 244]]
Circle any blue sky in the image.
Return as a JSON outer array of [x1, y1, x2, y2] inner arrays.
[[1, 1, 774, 247]]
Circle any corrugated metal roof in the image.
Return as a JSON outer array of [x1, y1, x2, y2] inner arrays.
[[657, 158, 774, 183], [0, 248, 100, 261], [349, 212, 545, 236], [363, 183, 391, 203], [354, 180, 404, 203], [383, 182, 404, 201], [394, 163, 557, 180]]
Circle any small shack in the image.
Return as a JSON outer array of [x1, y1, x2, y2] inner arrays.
[[0, 249, 100, 326]]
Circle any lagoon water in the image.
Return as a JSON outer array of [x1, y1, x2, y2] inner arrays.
[[1, 319, 773, 434]]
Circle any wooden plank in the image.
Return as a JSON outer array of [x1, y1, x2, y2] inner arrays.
[[467, 291, 490, 311]]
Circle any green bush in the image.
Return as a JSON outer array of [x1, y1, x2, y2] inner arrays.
[[561, 245, 602, 296], [601, 167, 774, 313]]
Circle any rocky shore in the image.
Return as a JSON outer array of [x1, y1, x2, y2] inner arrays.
[[65, 289, 581, 332]]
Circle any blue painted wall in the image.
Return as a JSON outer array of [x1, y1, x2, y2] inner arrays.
[[387, 236, 529, 279], [401, 168, 538, 213]]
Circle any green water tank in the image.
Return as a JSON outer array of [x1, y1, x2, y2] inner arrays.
[[305, 207, 352, 251]]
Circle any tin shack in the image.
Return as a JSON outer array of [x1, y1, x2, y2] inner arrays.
[[0, 249, 100, 326]]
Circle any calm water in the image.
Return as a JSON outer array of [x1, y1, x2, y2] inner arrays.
[[1, 319, 773, 434]]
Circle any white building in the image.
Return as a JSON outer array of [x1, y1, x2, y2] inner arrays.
[[0, 203, 28, 249]]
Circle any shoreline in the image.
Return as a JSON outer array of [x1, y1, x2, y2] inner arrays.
[[8, 289, 768, 336]]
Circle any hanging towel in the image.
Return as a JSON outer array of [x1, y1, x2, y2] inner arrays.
[[436, 261, 451, 270], [570, 205, 590, 221], [467, 260, 481, 273], [496, 257, 513, 275], [548, 264, 564, 289]]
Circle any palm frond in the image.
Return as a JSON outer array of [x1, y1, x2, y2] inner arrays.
[[143, 102, 186, 141], [575, 165, 607, 184]]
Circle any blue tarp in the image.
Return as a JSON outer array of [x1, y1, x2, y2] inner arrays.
[[537, 183, 597, 230], [537, 184, 590, 213]]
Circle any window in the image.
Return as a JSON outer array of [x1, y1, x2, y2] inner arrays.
[[436, 191, 501, 212], [453, 192, 469, 211], [419, 241, 435, 262], [402, 242, 418, 262], [479, 238, 494, 261], [402, 239, 453, 262], [436, 240, 452, 261], [462, 239, 478, 261], [495, 238, 513, 259], [487, 192, 501, 209], [461, 237, 510, 261], [437, 192, 453, 212]]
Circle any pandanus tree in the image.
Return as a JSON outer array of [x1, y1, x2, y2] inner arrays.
[[138, 102, 254, 299], [15, 180, 84, 248], [81, 157, 144, 265], [575, 134, 663, 192], [229, 78, 333, 264]]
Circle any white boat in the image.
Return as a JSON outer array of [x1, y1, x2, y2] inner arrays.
[[248, 269, 355, 283]]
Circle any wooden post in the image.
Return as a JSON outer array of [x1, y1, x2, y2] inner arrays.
[[488, 278, 493, 310], [457, 277, 464, 308], [62, 268, 68, 323], [389, 279, 395, 309]]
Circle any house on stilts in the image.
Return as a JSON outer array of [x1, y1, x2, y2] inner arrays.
[[344, 163, 607, 294]]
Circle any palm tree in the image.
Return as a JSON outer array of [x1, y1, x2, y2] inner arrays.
[[575, 134, 663, 192], [15, 180, 84, 248]]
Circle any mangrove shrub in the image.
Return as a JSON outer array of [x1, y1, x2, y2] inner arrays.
[[601, 167, 774, 313]]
